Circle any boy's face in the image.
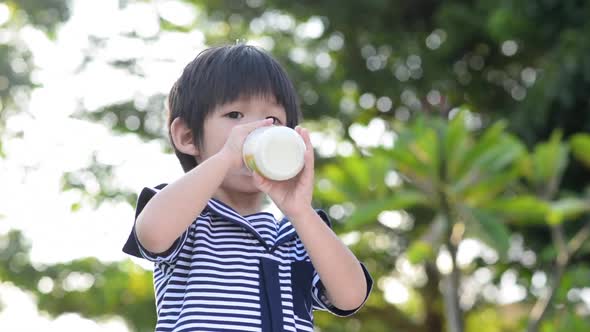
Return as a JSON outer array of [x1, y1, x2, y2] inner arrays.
[[198, 95, 288, 193]]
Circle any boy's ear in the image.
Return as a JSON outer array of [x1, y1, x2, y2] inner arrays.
[[170, 117, 199, 156]]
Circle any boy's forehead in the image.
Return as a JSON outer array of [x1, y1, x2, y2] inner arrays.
[[221, 94, 279, 107]]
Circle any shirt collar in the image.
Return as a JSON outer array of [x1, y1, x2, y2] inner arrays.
[[206, 198, 297, 251]]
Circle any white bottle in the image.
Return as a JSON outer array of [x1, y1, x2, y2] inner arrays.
[[243, 126, 306, 181]]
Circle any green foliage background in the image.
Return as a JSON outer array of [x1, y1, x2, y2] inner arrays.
[[1, 0, 589, 331]]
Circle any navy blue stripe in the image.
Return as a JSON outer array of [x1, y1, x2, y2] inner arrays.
[[259, 258, 284, 332]]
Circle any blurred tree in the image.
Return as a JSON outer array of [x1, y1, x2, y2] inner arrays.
[[0, 230, 156, 331], [0, 0, 70, 156], [315, 111, 590, 331], [2, 0, 590, 332]]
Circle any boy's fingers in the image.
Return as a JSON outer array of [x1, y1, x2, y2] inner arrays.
[[301, 128, 314, 169], [302, 128, 312, 151]]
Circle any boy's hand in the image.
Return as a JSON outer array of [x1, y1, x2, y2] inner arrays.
[[218, 118, 274, 171], [253, 126, 315, 220]]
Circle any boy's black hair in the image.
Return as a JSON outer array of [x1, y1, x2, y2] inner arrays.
[[167, 44, 301, 173]]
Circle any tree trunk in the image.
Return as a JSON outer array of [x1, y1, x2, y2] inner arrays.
[[443, 242, 463, 332], [424, 263, 444, 331]]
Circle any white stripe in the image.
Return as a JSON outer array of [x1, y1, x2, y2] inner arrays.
[[191, 239, 264, 251], [196, 260, 259, 271], [192, 253, 260, 265], [294, 315, 314, 332], [165, 322, 261, 332], [182, 246, 262, 259], [161, 299, 261, 309], [164, 291, 260, 302], [166, 281, 259, 292], [168, 276, 260, 287], [167, 283, 259, 294], [168, 268, 259, 279]]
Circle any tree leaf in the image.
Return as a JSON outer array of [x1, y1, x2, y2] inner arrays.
[[461, 206, 511, 258], [389, 118, 440, 182], [450, 136, 524, 201], [547, 197, 590, 225], [390, 136, 434, 181], [530, 130, 569, 187], [570, 133, 590, 169], [459, 167, 520, 206], [321, 163, 358, 199], [485, 196, 551, 224], [344, 189, 430, 230], [70, 202, 81, 212], [453, 121, 508, 182], [407, 240, 435, 264], [341, 155, 371, 194], [445, 110, 470, 179]]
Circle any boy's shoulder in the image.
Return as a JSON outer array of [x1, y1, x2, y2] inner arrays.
[[132, 183, 169, 219]]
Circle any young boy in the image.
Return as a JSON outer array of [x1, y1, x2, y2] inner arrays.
[[123, 44, 372, 332]]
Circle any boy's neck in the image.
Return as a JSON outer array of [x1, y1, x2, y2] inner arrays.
[[213, 189, 265, 216]]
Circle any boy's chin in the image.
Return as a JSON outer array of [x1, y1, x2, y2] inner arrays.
[[225, 173, 261, 193]]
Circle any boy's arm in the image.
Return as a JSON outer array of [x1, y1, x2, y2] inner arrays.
[[135, 152, 231, 254], [290, 206, 369, 312], [252, 126, 370, 312], [135, 118, 273, 254]]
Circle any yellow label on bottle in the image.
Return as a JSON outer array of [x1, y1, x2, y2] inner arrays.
[[244, 154, 259, 174]]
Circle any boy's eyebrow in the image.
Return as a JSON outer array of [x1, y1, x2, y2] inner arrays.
[[215, 100, 245, 111], [269, 105, 286, 116]]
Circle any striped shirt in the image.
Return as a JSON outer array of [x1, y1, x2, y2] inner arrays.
[[123, 184, 372, 332]]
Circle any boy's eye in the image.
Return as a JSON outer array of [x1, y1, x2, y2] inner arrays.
[[225, 111, 243, 119], [266, 116, 282, 125]]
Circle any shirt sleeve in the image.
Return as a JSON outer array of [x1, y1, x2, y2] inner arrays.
[[310, 209, 374, 316], [122, 183, 189, 264]]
